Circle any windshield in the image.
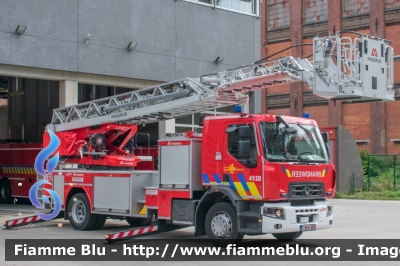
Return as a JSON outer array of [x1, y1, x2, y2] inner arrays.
[[259, 122, 328, 163]]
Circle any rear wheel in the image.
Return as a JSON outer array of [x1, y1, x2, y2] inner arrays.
[[272, 231, 303, 240], [0, 179, 13, 204], [92, 215, 107, 230], [68, 193, 98, 230], [205, 202, 243, 246], [126, 217, 152, 227]]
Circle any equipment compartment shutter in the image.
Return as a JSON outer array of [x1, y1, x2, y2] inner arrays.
[[160, 145, 190, 185], [93, 177, 130, 212]]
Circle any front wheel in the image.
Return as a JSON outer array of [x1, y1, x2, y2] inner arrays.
[[272, 231, 303, 240], [0, 179, 13, 204], [68, 193, 98, 230], [205, 202, 243, 246]]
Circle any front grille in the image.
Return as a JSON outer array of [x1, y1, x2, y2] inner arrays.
[[289, 183, 323, 198]]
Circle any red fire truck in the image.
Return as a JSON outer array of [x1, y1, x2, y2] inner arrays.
[[2, 31, 395, 243], [0, 141, 41, 203]]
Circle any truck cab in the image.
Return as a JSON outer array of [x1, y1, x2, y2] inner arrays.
[[199, 112, 334, 241]]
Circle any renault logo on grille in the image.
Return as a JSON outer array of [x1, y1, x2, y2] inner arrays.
[[305, 186, 311, 196]]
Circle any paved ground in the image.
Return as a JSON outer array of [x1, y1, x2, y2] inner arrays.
[[1, 198, 400, 266]]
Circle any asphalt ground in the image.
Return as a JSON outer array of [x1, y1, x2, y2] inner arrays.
[[1, 198, 400, 266]]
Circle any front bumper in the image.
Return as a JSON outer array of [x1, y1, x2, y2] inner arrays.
[[261, 201, 333, 233]]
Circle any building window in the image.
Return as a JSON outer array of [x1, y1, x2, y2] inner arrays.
[[175, 105, 237, 133], [386, 0, 400, 10], [175, 113, 202, 133], [0, 77, 9, 106], [267, 0, 290, 30], [216, 0, 259, 15], [77, 84, 136, 103], [342, 0, 370, 17], [183, 0, 259, 16], [303, 0, 328, 24]]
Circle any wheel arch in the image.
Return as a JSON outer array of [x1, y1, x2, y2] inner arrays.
[[0, 176, 11, 185], [194, 186, 241, 236]]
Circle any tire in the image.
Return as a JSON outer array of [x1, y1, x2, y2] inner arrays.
[[0, 179, 13, 204], [67, 193, 98, 230], [205, 202, 243, 246], [91, 215, 107, 230], [126, 217, 152, 227], [272, 231, 303, 240]]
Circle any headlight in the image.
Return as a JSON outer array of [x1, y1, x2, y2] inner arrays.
[[327, 204, 333, 217], [263, 207, 285, 220]]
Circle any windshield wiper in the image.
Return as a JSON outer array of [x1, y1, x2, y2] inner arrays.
[[282, 154, 300, 163], [267, 157, 297, 162], [297, 157, 327, 164], [301, 159, 326, 163]]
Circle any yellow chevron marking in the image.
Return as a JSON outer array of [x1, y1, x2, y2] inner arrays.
[[139, 205, 146, 215], [233, 182, 247, 197], [247, 182, 261, 197], [285, 169, 291, 177]]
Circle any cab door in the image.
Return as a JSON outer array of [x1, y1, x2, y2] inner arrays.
[[223, 123, 263, 200]]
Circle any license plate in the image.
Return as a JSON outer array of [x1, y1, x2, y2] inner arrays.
[[300, 224, 316, 231]]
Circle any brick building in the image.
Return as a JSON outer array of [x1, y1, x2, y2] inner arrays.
[[260, 0, 400, 154]]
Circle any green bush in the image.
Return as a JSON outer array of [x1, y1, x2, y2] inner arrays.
[[334, 150, 400, 199], [360, 150, 368, 175], [360, 150, 397, 178], [357, 150, 400, 193]]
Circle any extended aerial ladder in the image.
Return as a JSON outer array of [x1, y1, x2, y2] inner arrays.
[[44, 31, 394, 168], [47, 31, 394, 134]]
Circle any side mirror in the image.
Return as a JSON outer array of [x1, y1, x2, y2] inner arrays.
[[238, 126, 250, 138], [238, 140, 251, 160], [321, 132, 329, 143], [325, 144, 331, 160]]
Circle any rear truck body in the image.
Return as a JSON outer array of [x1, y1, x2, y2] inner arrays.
[[0, 142, 41, 203], [44, 112, 333, 243]]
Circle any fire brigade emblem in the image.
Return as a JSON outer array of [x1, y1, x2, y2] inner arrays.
[[224, 164, 244, 174], [30, 130, 61, 220]]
